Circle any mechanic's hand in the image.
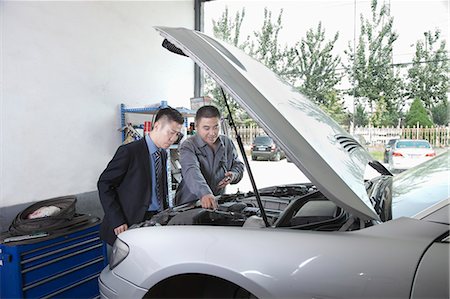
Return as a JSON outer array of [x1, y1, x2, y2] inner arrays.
[[200, 194, 218, 210], [217, 172, 233, 189], [114, 223, 128, 236]]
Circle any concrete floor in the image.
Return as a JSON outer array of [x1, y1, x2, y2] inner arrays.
[[226, 156, 384, 194], [228, 147, 449, 194]]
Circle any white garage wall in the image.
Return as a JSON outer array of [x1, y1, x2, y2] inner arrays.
[[1, 1, 195, 207]]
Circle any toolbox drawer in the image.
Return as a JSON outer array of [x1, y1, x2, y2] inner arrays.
[[1, 222, 107, 298]]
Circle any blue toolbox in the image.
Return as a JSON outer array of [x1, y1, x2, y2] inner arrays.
[[0, 216, 107, 298]]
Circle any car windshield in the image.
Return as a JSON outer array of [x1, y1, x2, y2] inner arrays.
[[396, 140, 431, 149], [387, 139, 397, 146], [391, 151, 449, 219], [254, 136, 272, 145]]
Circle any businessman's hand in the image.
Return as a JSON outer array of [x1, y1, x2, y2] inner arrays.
[[114, 223, 128, 235]]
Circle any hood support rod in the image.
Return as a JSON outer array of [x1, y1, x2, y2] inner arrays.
[[220, 88, 270, 227]]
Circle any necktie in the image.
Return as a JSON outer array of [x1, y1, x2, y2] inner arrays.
[[153, 150, 165, 210]]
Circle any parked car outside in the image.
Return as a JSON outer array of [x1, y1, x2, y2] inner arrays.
[[383, 138, 398, 162], [388, 139, 436, 172], [250, 135, 285, 161], [99, 27, 449, 299]]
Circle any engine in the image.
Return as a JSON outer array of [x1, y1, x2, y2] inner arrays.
[[133, 183, 372, 232]]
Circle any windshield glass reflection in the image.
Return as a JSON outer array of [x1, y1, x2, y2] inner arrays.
[[392, 151, 449, 219]]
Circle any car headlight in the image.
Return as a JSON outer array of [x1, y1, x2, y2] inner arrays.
[[109, 237, 129, 270]]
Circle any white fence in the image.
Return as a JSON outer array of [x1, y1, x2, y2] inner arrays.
[[230, 124, 450, 147], [354, 126, 450, 147], [229, 125, 265, 146]]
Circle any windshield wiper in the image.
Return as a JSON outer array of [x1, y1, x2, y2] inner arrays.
[[369, 160, 393, 176], [220, 87, 270, 227]]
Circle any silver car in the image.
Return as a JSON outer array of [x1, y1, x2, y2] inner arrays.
[[99, 27, 449, 299]]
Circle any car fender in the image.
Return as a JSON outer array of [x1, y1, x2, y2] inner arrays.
[[141, 262, 272, 298], [111, 220, 447, 298]]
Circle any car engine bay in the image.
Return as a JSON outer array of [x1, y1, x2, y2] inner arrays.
[[131, 183, 375, 232]]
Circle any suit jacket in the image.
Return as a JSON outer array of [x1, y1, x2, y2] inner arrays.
[[97, 138, 168, 245]]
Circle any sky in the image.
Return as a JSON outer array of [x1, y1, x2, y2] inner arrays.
[[203, 0, 449, 110], [204, 0, 449, 65]]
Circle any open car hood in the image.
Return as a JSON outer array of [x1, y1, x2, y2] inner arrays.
[[155, 27, 380, 221]]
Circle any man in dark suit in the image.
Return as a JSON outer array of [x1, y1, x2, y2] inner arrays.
[[98, 107, 184, 245]]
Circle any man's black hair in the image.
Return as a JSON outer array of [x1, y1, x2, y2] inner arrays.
[[155, 107, 184, 125], [195, 105, 221, 122]]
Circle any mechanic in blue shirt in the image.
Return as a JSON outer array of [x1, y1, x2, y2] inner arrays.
[[175, 105, 244, 209]]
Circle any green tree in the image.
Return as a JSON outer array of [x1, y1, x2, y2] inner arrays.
[[207, 8, 347, 125], [371, 97, 387, 127], [405, 98, 433, 127], [212, 7, 249, 49], [406, 30, 449, 109], [354, 103, 369, 127], [431, 100, 449, 125], [205, 7, 292, 124], [245, 8, 287, 76], [344, 0, 404, 126], [287, 22, 342, 107], [205, 8, 249, 121], [319, 91, 349, 126]]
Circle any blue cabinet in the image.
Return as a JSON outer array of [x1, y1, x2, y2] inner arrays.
[[0, 222, 107, 298]]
